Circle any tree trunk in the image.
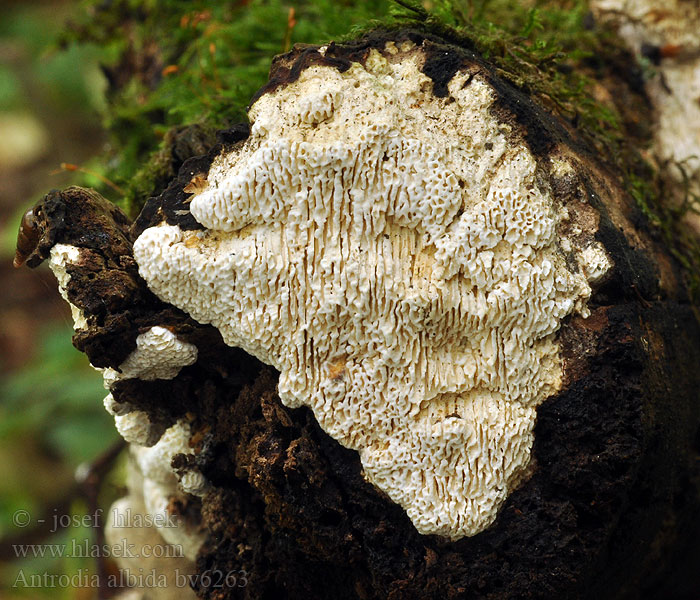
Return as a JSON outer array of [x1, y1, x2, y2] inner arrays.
[[17, 23, 700, 600]]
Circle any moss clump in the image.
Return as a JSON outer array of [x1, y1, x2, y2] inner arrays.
[[376, 1, 636, 166], [630, 165, 700, 303], [58, 0, 700, 301], [59, 0, 631, 208], [58, 0, 634, 213], [59, 0, 393, 216], [122, 123, 218, 216]]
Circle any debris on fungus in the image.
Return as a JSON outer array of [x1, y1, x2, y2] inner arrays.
[[133, 40, 611, 539]]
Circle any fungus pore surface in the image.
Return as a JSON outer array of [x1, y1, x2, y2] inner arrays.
[[133, 42, 607, 539]]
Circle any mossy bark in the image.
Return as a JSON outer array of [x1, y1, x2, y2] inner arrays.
[[21, 24, 700, 600]]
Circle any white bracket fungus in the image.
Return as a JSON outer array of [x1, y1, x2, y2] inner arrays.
[[133, 43, 610, 538]]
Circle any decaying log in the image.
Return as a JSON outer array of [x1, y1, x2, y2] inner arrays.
[[18, 29, 700, 599]]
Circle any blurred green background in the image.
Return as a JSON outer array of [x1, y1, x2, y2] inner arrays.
[[0, 2, 120, 598]]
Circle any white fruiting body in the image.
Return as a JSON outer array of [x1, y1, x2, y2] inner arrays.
[[47, 253, 207, 580], [132, 421, 206, 560], [118, 326, 198, 381], [133, 44, 610, 539]]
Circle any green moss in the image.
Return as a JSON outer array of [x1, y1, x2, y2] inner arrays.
[[630, 165, 700, 303], [61, 0, 623, 210], [59, 0, 700, 300], [59, 0, 393, 216], [377, 1, 625, 160]]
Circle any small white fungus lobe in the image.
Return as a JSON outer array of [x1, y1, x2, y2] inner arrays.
[[133, 421, 205, 561], [49, 244, 88, 330], [114, 410, 156, 446], [133, 44, 609, 538], [99, 327, 197, 446], [118, 326, 198, 381]]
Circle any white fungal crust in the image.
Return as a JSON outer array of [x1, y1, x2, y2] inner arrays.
[[105, 475, 199, 600], [48, 244, 88, 330], [592, 0, 700, 50], [132, 421, 194, 484], [118, 326, 198, 381], [114, 410, 158, 446], [132, 421, 206, 561], [133, 44, 609, 538], [100, 327, 197, 446]]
